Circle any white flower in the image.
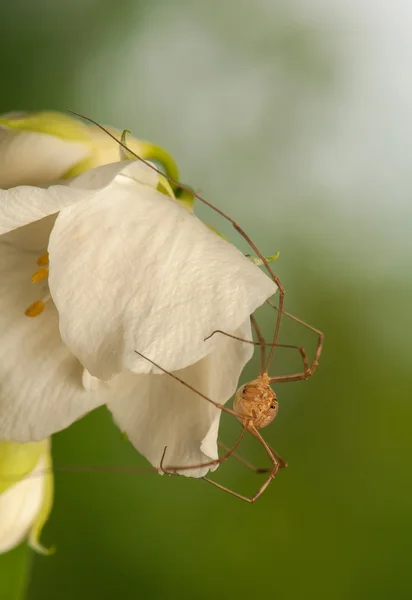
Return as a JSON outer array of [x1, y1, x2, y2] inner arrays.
[[0, 439, 53, 554], [0, 154, 277, 479], [0, 110, 178, 188]]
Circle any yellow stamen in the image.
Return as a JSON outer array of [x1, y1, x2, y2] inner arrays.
[[36, 252, 49, 266], [31, 268, 49, 283], [25, 300, 46, 318]]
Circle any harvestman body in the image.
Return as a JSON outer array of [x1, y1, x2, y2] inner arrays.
[[69, 112, 325, 503]]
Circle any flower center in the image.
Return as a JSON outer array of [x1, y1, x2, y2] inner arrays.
[[25, 252, 51, 318]]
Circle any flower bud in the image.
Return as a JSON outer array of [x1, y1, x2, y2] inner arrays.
[[0, 110, 179, 189], [0, 439, 54, 555]]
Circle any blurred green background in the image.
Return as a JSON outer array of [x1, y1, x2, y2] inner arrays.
[[1, 1, 411, 599]]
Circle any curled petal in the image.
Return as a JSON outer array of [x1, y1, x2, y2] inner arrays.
[[29, 445, 55, 555], [107, 319, 254, 478]]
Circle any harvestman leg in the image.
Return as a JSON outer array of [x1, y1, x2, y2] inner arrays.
[[251, 314, 266, 375], [204, 425, 282, 503], [206, 298, 324, 383], [204, 329, 311, 376], [218, 441, 288, 473], [158, 427, 248, 475], [266, 300, 324, 383], [206, 325, 320, 384]]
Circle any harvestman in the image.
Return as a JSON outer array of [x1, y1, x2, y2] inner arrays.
[[68, 113, 325, 503]]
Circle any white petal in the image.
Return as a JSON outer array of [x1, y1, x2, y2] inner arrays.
[[0, 453, 46, 552], [49, 179, 277, 380], [0, 243, 107, 441], [107, 319, 253, 478], [0, 160, 155, 236], [0, 128, 89, 188]]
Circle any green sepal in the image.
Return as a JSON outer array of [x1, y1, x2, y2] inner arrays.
[[120, 131, 186, 204], [144, 144, 180, 184], [118, 132, 180, 187], [119, 130, 137, 161], [157, 175, 176, 199], [207, 225, 228, 240], [0, 440, 46, 494], [28, 446, 55, 556], [246, 252, 280, 266]]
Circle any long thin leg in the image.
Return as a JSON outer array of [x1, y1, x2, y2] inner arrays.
[[202, 475, 275, 503], [203, 330, 310, 375], [134, 350, 240, 421], [267, 300, 324, 383], [18, 441, 286, 487], [218, 441, 287, 474], [161, 427, 247, 474], [69, 112, 286, 368], [269, 348, 319, 383], [203, 321, 271, 375], [159, 446, 172, 475], [250, 314, 266, 375], [23, 442, 266, 482], [55, 464, 157, 477], [203, 424, 283, 503], [247, 428, 288, 470], [218, 441, 267, 472], [206, 322, 321, 384]]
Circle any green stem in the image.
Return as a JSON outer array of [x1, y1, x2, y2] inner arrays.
[[0, 544, 32, 600]]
